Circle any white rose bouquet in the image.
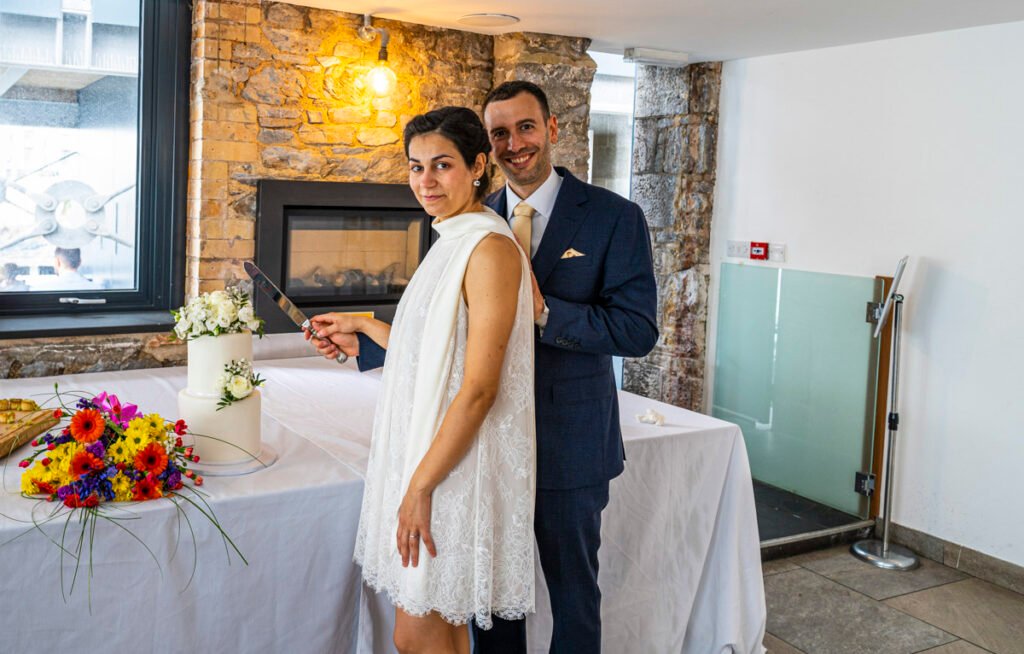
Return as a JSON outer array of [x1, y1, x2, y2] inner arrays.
[[172, 288, 265, 341], [216, 358, 265, 410]]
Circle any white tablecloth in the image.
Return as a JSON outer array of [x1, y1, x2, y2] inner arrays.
[[0, 345, 764, 653]]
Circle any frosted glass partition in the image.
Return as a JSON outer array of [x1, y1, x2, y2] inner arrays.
[[713, 263, 881, 517]]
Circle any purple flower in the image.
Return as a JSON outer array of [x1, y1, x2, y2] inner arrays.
[[165, 470, 181, 488], [86, 441, 106, 459], [57, 485, 73, 500]]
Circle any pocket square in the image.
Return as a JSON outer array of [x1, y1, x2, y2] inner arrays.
[[560, 248, 586, 259]]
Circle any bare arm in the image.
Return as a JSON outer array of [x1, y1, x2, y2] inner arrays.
[[397, 233, 523, 566]]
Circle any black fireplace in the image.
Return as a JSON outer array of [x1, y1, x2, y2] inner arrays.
[[255, 180, 432, 334]]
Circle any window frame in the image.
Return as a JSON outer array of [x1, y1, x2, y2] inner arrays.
[[0, 0, 189, 332]]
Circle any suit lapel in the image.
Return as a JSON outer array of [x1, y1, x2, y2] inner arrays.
[[485, 189, 507, 220], [532, 168, 589, 288]]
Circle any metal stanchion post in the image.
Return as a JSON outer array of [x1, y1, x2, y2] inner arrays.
[[852, 293, 919, 570]]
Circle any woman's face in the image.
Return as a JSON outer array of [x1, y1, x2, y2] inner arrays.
[[407, 132, 484, 219]]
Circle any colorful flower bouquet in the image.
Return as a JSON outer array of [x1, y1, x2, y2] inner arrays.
[[9, 387, 245, 599], [171, 288, 265, 341]]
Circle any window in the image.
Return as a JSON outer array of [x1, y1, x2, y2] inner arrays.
[[0, 0, 189, 331], [588, 51, 636, 199], [588, 51, 637, 388]]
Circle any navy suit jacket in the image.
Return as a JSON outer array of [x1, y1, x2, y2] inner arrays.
[[358, 168, 658, 490]]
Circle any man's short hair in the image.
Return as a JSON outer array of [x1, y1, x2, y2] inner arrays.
[[2, 262, 18, 282], [55, 247, 81, 270], [483, 81, 551, 121]]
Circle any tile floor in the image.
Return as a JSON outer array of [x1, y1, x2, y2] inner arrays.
[[762, 545, 1024, 654], [754, 481, 861, 541]]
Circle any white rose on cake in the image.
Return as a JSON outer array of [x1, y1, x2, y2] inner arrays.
[[238, 304, 256, 327], [171, 288, 265, 342], [228, 374, 253, 399], [216, 304, 235, 329], [174, 316, 192, 341], [215, 358, 265, 410]]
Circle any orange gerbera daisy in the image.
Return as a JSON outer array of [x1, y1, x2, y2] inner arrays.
[[69, 450, 104, 479], [70, 408, 106, 443], [132, 474, 163, 501], [134, 442, 168, 476]]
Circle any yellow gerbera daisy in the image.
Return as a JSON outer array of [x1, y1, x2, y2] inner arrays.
[[124, 419, 153, 453], [51, 442, 83, 481], [111, 472, 133, 501], [145, 413, 164, 435], [107, 439, 133, 464]]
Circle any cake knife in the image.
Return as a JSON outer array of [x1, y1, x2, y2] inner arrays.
[[243, 261, 348, 364]]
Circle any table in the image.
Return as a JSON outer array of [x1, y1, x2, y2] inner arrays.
[[0, 339, 765, 653]]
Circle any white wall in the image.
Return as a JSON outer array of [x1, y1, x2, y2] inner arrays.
[[708, 20, 1024, 566]]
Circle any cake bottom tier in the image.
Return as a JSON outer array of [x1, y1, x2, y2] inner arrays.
[[177, 389, 261, 465]]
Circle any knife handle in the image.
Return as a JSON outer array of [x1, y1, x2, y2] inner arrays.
[[303, 320, 348, 365]]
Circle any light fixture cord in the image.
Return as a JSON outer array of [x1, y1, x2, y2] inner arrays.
[[359, 14, 391, 62]]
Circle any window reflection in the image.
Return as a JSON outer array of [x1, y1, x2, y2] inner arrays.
[[0, 0, 139, 294]]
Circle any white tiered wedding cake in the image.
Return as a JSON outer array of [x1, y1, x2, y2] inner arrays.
[[172, 289, 266, 466], [177, 332, 261, 464]]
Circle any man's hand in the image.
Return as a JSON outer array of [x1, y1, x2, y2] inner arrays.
[[304, 312, 362, 360], [530, 271, 544, 322]]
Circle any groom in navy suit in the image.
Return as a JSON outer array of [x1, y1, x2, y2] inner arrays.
[[474, 81, 657, 652], [332, 82, 657, 652]]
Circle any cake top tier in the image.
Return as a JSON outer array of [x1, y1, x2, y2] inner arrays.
[[184, 332, 254, 397]]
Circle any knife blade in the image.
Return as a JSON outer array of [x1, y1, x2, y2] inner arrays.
[[243, 261, 348, 364]]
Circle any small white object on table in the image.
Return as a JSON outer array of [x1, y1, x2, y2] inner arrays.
[[0, 336, 764, 653]]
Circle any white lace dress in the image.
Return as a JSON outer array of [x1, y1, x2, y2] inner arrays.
[[354, 209, 536, 629]]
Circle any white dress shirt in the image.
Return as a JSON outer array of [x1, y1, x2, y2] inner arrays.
[[504, 166, 563, 258]]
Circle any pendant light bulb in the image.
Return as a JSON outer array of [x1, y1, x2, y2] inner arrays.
[[367, 60, 397, 97]]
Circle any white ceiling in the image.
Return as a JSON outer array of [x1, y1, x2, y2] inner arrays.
[[288, 0, 1024, 62]]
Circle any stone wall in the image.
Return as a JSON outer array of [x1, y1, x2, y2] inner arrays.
[[0, 2, 595, 379], [188, 1, 496, 295], [623, 63, 722, 411], [492, 33, 595, 182], [1, 334, 185, 379]]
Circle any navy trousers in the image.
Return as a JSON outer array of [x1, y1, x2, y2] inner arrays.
[[473, 482, 610, 653]]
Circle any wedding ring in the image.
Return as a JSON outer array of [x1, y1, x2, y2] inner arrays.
[[409, 534, 418, 540]]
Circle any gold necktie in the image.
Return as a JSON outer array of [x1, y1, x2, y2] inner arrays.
[[511, 202, 535, 256]]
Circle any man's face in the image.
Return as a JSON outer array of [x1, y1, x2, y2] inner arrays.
[[484, 92, 558, 195]]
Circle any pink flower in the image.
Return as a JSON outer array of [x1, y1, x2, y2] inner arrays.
[[92, 391, 140, 428]]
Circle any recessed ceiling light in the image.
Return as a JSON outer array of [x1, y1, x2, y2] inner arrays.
[[457, 13, 520, 27]]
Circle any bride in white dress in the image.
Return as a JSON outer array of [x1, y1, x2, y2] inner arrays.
[[307, 106, 536, 653]]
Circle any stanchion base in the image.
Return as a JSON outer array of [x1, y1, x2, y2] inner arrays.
[[851, 539, 919, 571]]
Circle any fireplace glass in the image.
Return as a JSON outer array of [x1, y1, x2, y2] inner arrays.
[[256, 180, 428, 332], [285, 210, 424, 300]]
